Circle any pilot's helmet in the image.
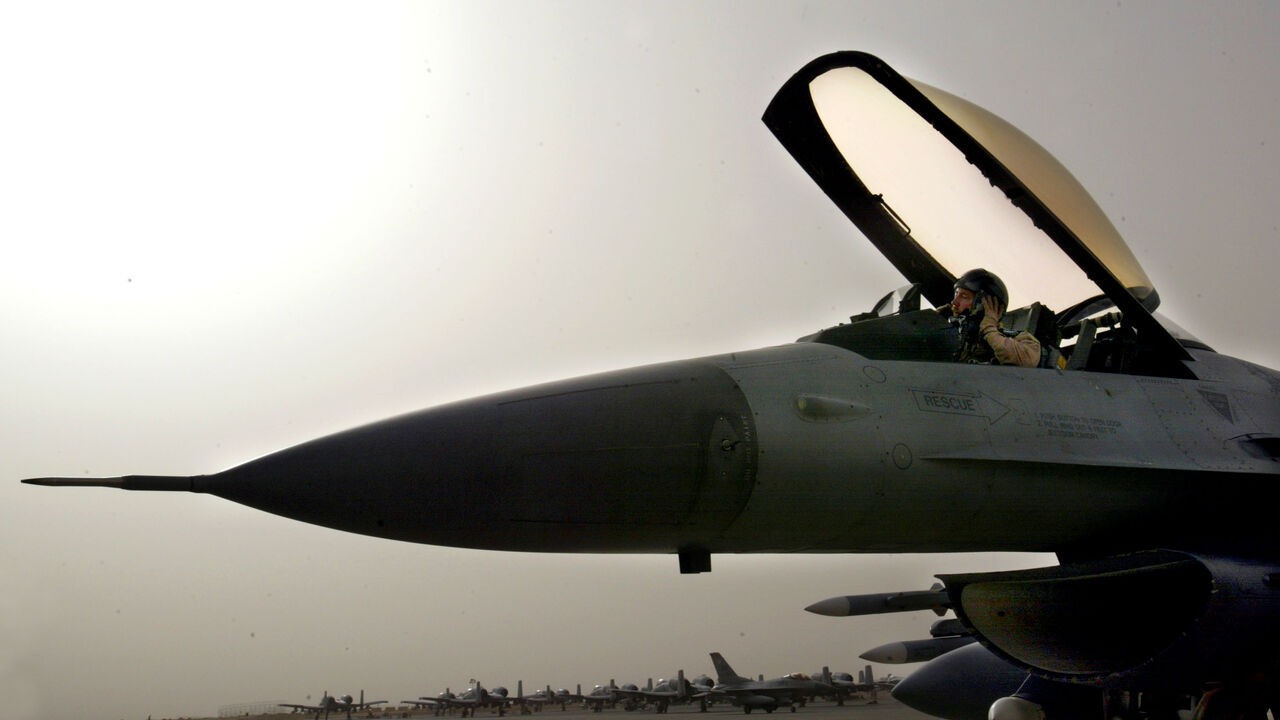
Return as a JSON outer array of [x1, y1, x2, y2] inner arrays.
[[954, 268, 1009, 312]]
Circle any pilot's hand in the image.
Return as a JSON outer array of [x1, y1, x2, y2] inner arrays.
[[979, 299, 1002, 337], [984, 297, 1004, 324]]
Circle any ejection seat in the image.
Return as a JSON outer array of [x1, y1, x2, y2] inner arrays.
[[1002, 302, 1065, 370]]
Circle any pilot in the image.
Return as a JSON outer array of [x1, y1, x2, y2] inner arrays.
[[940, 268, 1041, 367]]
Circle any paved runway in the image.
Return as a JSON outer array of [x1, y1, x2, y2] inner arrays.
[[359, 697, 934, 720]]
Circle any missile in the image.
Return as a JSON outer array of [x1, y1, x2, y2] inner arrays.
[[805, 584, 948, 617], [860, 635, 976, 664]]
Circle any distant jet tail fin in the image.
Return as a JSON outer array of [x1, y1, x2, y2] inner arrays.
[[709, 652, 749, 684]]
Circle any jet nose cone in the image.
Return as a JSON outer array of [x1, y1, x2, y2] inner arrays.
[[203, 358, 756, 552]]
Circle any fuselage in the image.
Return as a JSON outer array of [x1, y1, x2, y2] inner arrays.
[[187, 336, 1279, 558]]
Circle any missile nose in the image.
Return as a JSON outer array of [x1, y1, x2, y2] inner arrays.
[[805, 588, 948, 617], [804, 597, 853, 616], [859, 642, 908, 664], [202, 357, 757, 552]]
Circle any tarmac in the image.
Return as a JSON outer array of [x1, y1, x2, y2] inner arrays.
[[597, 696, 932, 720], [220, 695, 938, 720], [281, 697, 936, 720]]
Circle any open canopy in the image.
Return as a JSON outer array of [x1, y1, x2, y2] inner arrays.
[[764, 51, 1188, 360]]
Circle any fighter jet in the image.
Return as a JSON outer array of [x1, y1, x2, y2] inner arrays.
[[508, 682, 573, 713], [814, 665, 881, 705], [610, 671, 711, 713], [280, 691, 386, 720], [809, 668, 854, 706], [24, 50, 1280, 720], [401, 689, 456, 715], [438, 683, 511, 717], [699, 652, 834, 714], [575, 682, 624, 712]]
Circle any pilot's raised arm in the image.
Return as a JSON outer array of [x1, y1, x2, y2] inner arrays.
[[944, 269, 1041, 368], [977, 300, 1041, 367]]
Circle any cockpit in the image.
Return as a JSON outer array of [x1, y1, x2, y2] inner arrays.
[[764, 52, 1207, 380], [798, 284, 1210, 379]]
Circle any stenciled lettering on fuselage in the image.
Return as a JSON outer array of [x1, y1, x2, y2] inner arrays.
[[910, 389, 1010, 425], [1034, 412, 1123, 440]]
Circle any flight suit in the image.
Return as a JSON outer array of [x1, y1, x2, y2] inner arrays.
[[941, 307, 1042, 367]]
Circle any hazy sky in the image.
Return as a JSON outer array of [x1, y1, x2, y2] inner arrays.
[[4, 3, 1277, 719]]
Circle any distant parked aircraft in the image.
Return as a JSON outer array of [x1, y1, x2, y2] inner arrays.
[[280, 691, 386, 720]]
